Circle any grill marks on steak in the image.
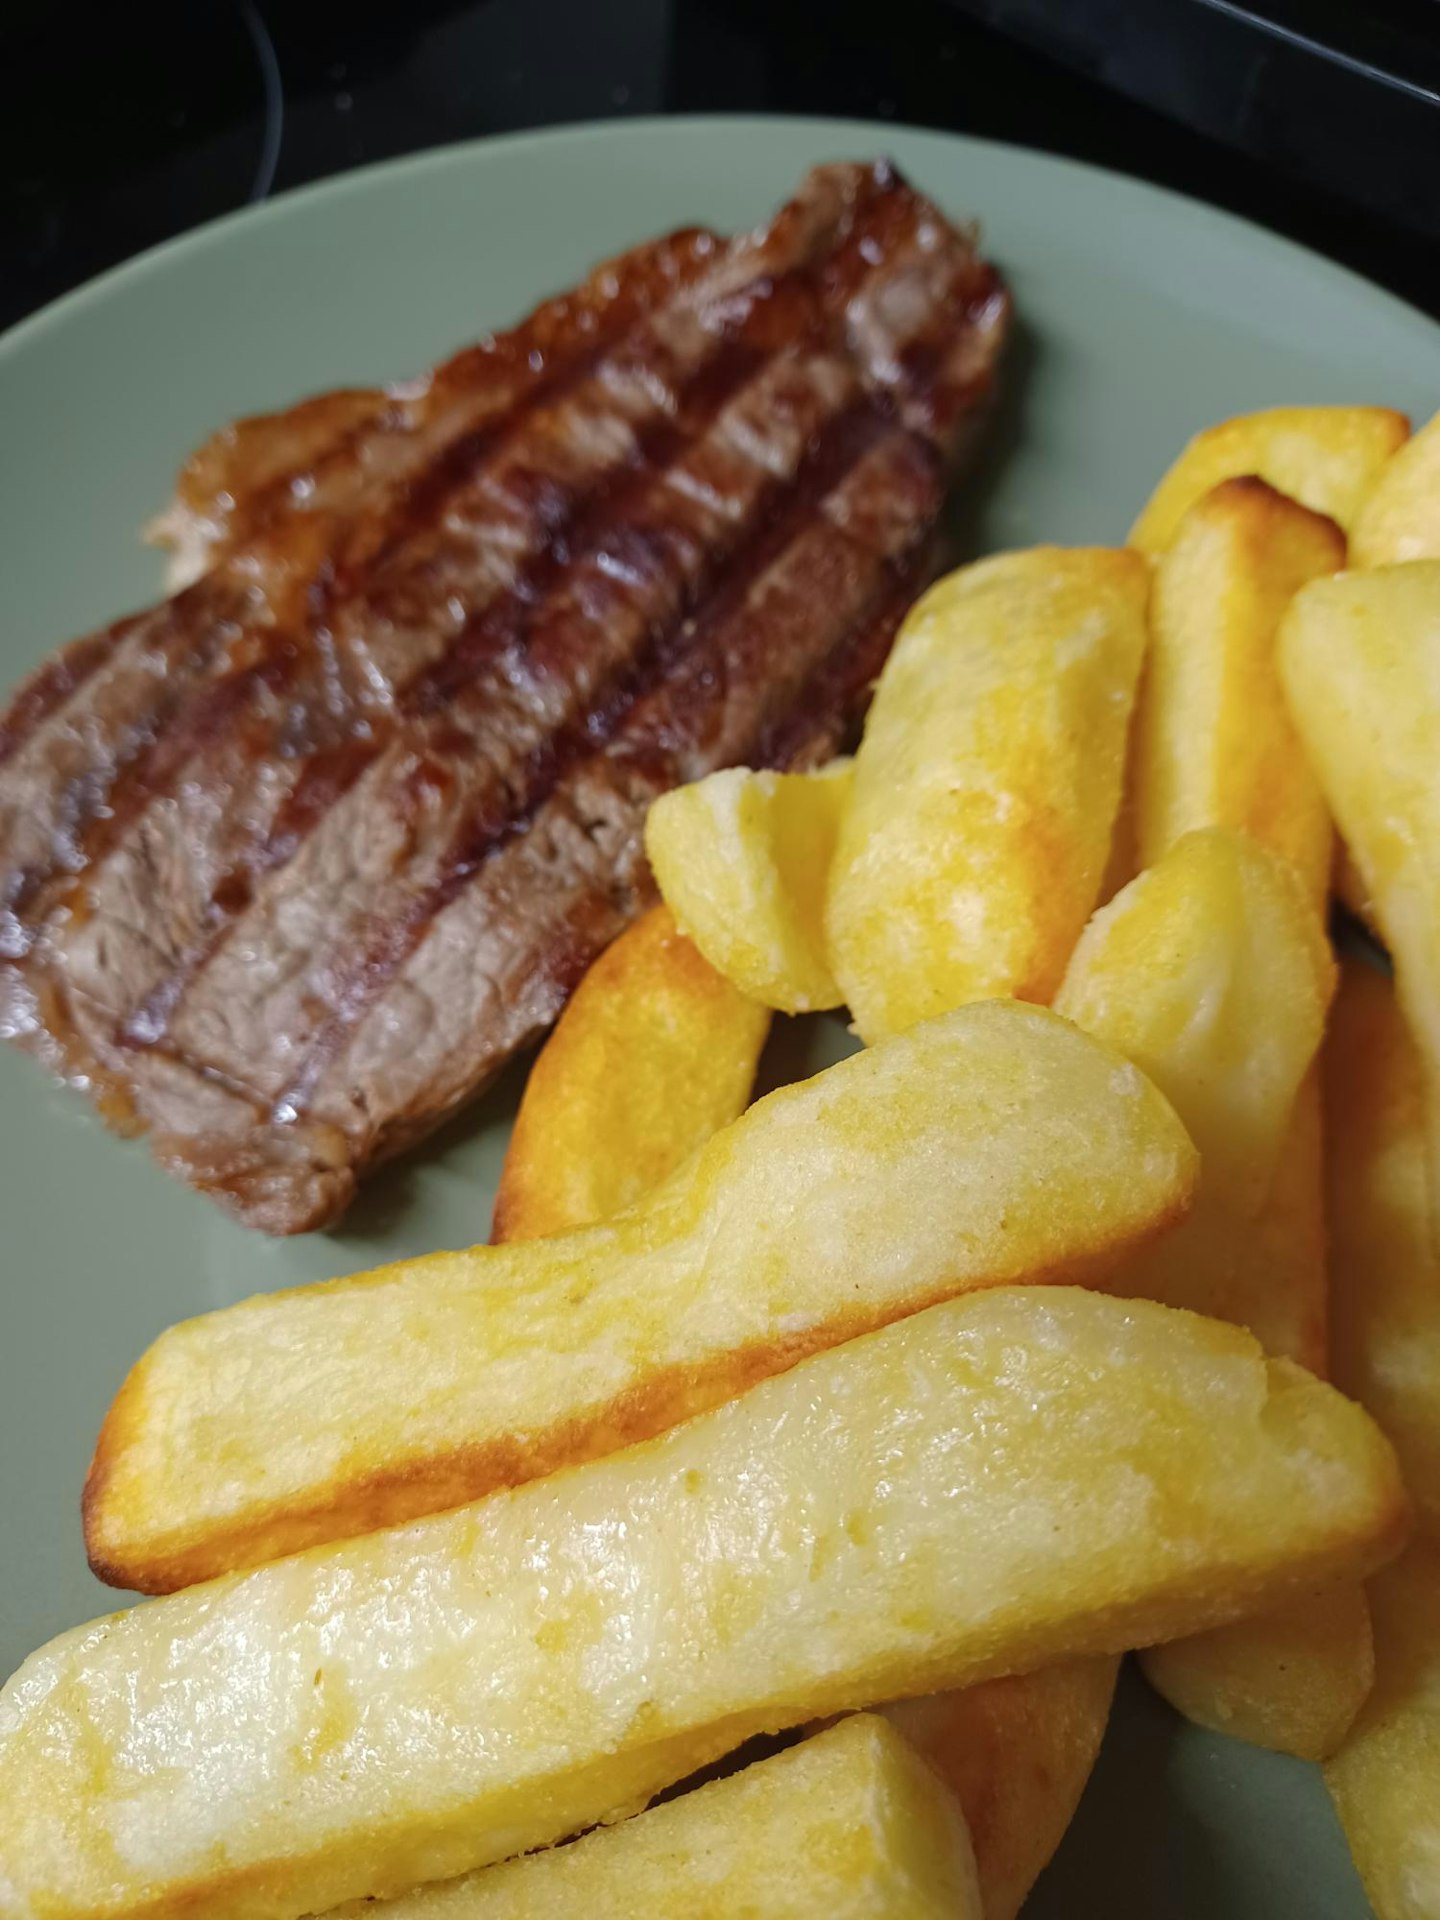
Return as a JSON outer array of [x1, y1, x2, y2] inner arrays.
[[0, 161, 1010, 1231], [2, 239, 731, 961], [144, 352, 864, 1113], [278, 409, 937, 1134], [85, 337, 779, 1055], [49, 202, 882, 1025], [119, 353, 852, 1083]]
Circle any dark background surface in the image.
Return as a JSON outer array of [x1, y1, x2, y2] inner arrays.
[[3, 0, 1438, 337]]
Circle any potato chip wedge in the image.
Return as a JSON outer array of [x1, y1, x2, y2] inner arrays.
[[3, 1288, 1409, 1920], [1141, 1074, 1371, 1759], [1134, 476, 1342, 908], [1054, 829, 1368, 1756], [1097, 749, 1139, 907], [1279, 563, 1440, 1233], [487, 950, 1106, 1920], [644, 760, 850, 1013], [491, 906, 769, 1243], [493, 945, 1109, 1920], [1141, 1581, 1373, 1763], [826, 548, 1149, 1040], [1227, 1066, 1329, 1377], [1351, 407, 1440, 567], [882, 1659, 1119, 1920], [1326, 959, 1440, 1539], [1054, 828, 1334, 1232], [1129, 406, 1409, 553], [86, 1000, 1197, 1592], [320, 1715, 983, 1920], [1325, 1542, 1440, 1920], [1139, 1072, 1368, 1759]]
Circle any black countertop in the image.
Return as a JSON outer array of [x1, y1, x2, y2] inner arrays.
[[4, 0, 1438, 336]]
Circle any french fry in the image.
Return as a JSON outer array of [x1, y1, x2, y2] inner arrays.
[[1279, 563, 1440, 1238], [1096, 755, 1139, 907], [321, 1715, 984, 1920], [85, 1000, 1198, 1592], [1351, 407, 1440, 567], [3, 1287, 1409, 1920], [1226, 1066, 1328, 1377], [491, 906, 769, 1243], [1129, 406, 1409, 553], [498, 919, 1110, 1920], [1326, 960, 1440, 1539], [1141, 1582, 1373, 1764], [497, 930, 1113, 1920], [882, 1658, 1119, 1920], [1134, 477, 1342, 909], [826, 548, 1148, 1041], [1139, 1071, 1364, 1757], [644, 761, 850, 1014], [1053, 828, 1334, 1236], [1324, 1542, 1440, 1920], [1054, 829, 1370, 1756]]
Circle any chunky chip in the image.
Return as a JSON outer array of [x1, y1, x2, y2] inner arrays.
[[1351, 407, 1440, 567], [2, 1288, 1409, 1920], [1326, 960, 1440, 1539], [1225, 1068, 1328, 1377], [1129, 406, 1409, 553], [645, 761, 850, 1013], [1141, 1582, 1373, 1764], [1279, 562, 1440, 1232], [826, 547, 1148, 1041], [487, 928, 1109, 1920], [85, 1000, 1197, 1592], [1135, 1170, 1366, 1752], [1054, 829, 1369, 1756], [882, 1659, 1119, 1920], [1322, 967, 1440, 1913], [491, 906, 770, 1243], [1134, 476, 1342, 908], [321, 1715, 983, 1920], [1097, 752, 1139, 907], [491, 937, 1112, 1920], [1325, 1543, 1440, 1920], [1053, 828, 1334, 1234]]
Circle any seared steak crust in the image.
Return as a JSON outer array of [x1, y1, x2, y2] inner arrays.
[[0, 162, 1009, 1231]]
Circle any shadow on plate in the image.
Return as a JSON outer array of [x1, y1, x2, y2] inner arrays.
[[1026, 1661, 1368, 1920], [324, 1049, 536, 1248], [752, 1009, 861, 1099], [940, 308, 1039, 569]]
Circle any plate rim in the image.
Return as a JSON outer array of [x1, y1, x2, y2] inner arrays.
[[4, 111, 1438, 367]]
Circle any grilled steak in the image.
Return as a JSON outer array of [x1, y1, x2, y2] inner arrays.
[[0, 161, 1010, 1232]]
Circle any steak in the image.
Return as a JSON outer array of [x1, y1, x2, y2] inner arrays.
[[0, 161, 1010, 1232]]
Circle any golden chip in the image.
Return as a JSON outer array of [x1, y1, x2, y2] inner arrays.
[[86, 1001, 1197, 1591], [5, 1287, 1409, 1920], [1351, 407, 1440, 567], [1130, 406, 1408, 552], [1134, 476, 1342, 908], [492, 906, 769, 1242], [645, 760, 850, 1013], [1280, 562, 1440, 1240], [827, 547, 1148, 1040]]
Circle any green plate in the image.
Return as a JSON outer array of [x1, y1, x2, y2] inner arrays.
[[2, 115, 1435, 1916]]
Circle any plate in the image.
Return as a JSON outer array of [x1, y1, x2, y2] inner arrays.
[[2, 115, 1436, 1917]]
